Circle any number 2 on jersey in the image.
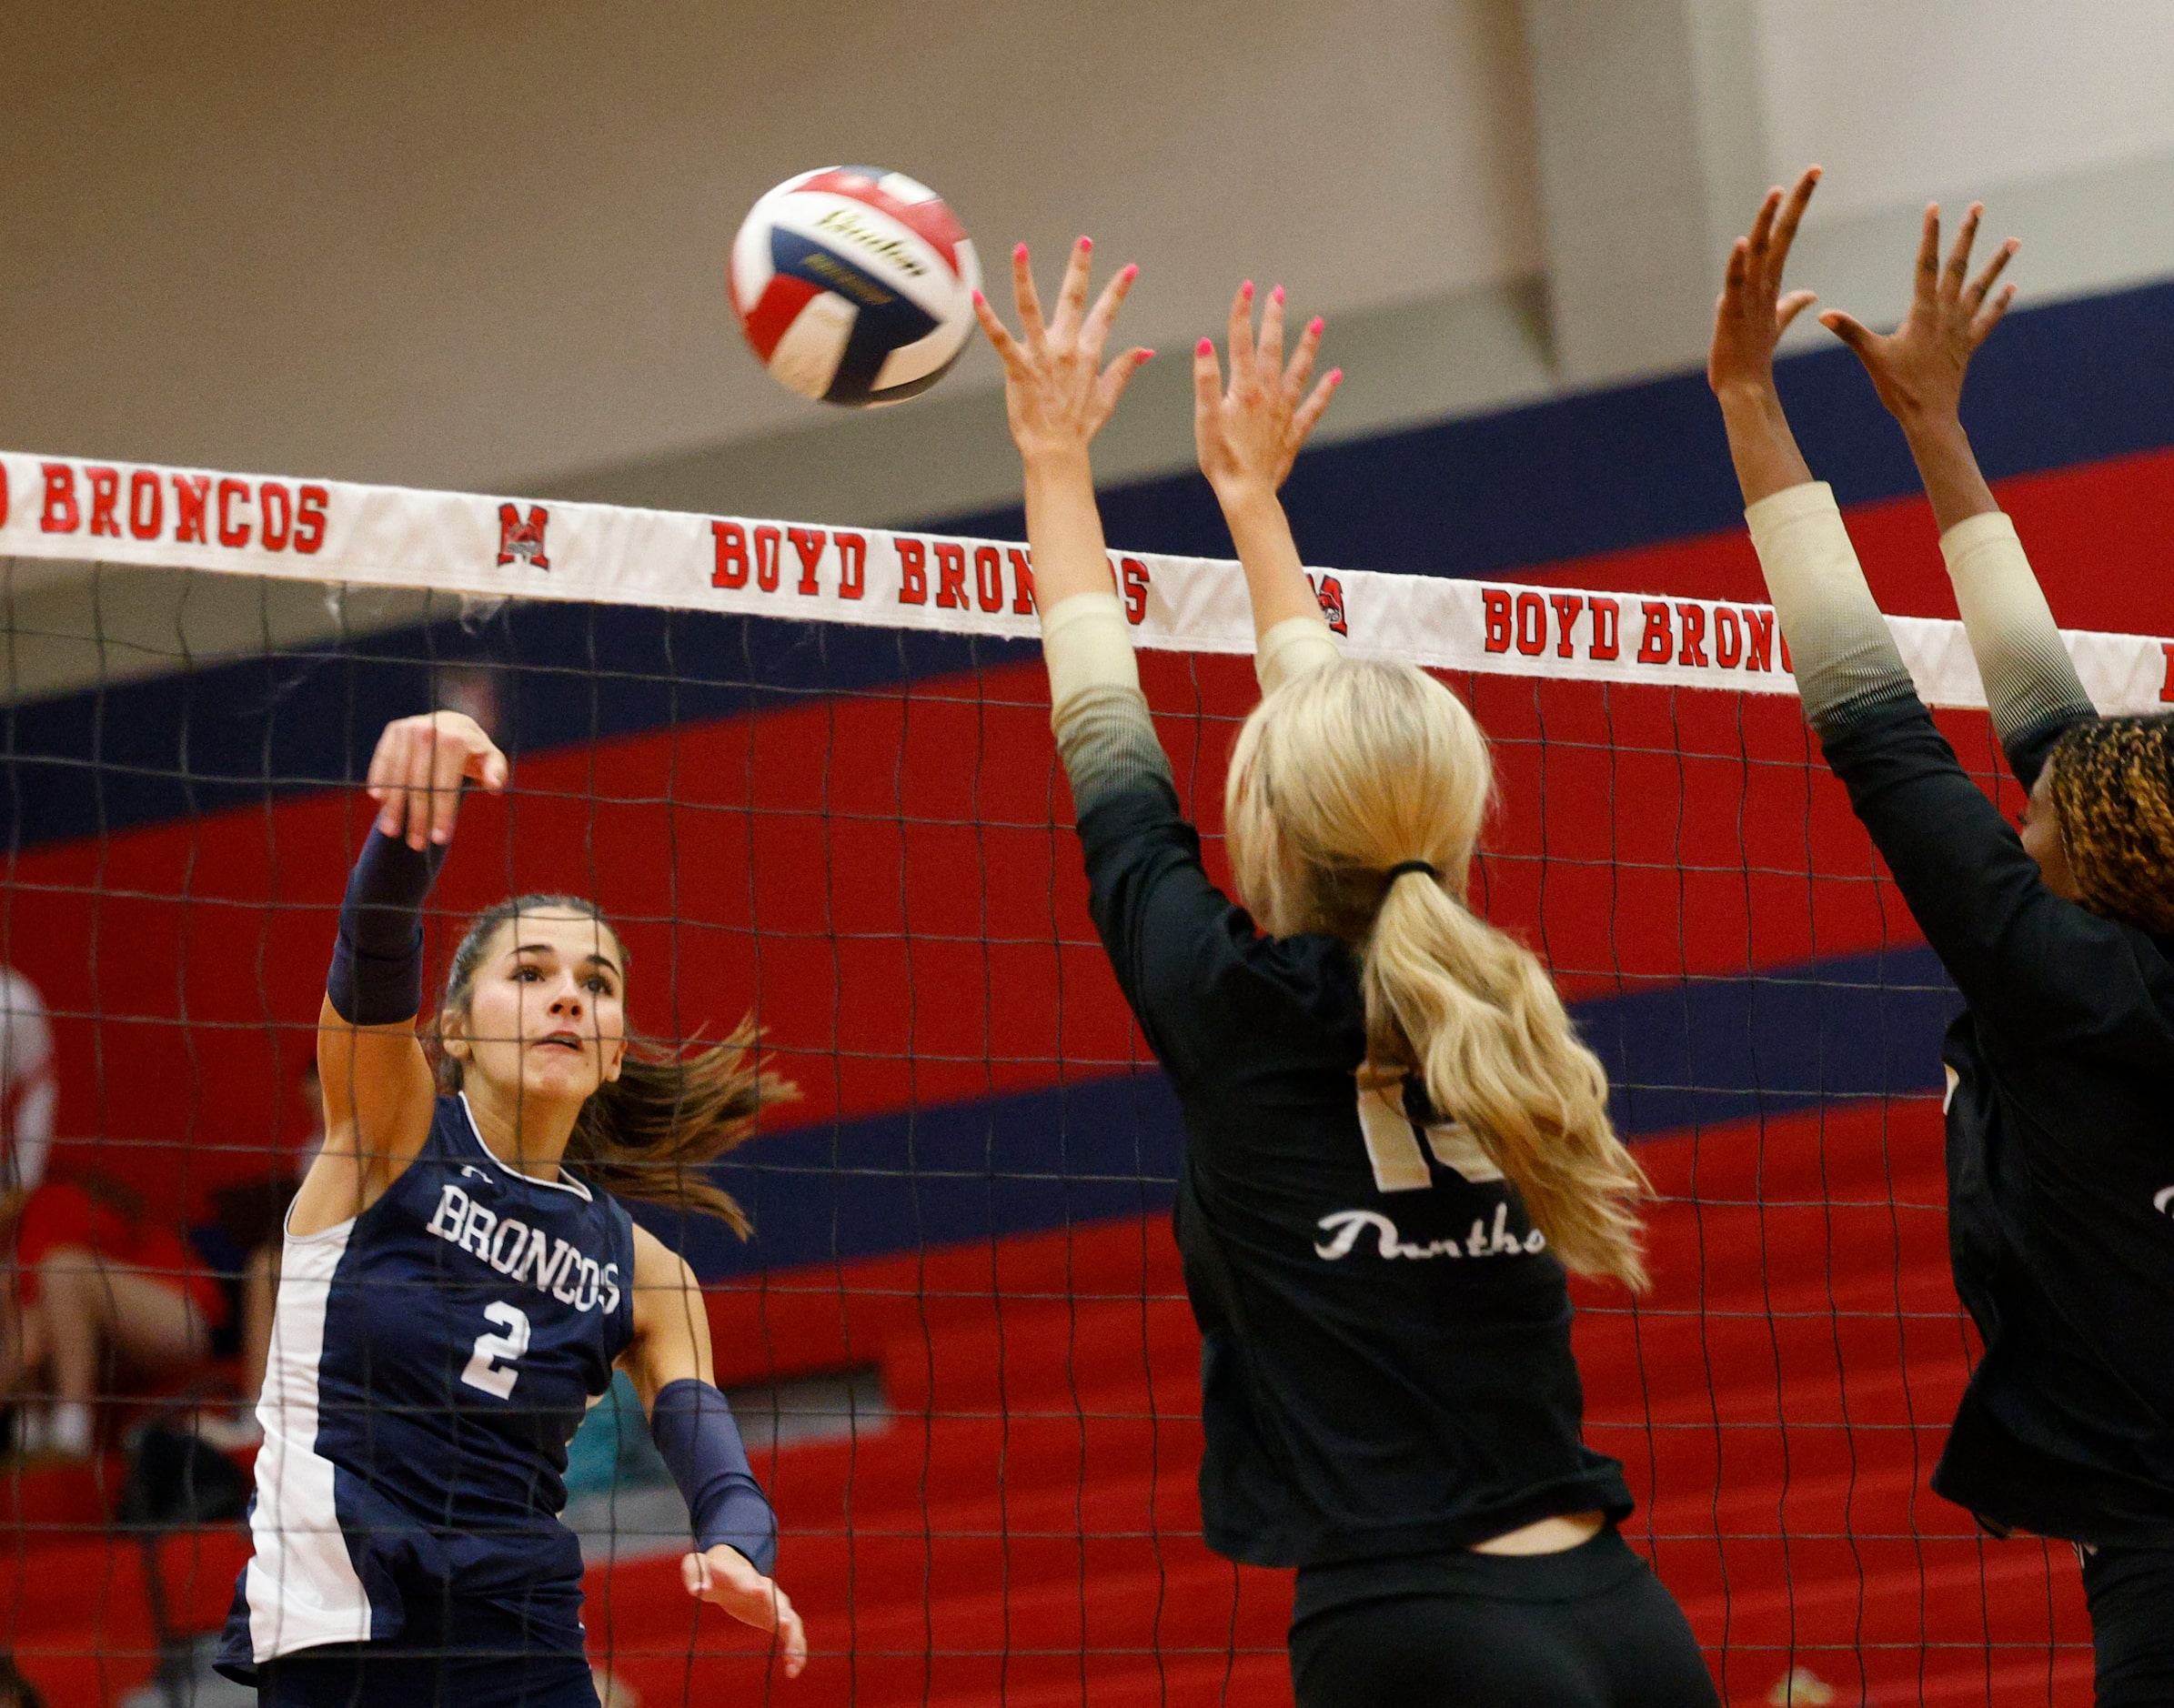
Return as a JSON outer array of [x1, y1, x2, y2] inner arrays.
[[461, 1301, 531, 1399]]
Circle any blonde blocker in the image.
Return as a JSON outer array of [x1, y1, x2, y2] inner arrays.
[[435, 895, 798, 1237], [1225, 661, 1649, 1289]]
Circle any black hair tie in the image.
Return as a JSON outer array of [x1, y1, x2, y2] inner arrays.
[[1384, 860, 1439, 886]]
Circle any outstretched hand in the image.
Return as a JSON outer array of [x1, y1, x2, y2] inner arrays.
[[1821, 202, 2018, 427], [1193, 282, 1341, 500], [971, 238, 1152, 466], [1708, 166, 1823, 398], [364, 711, 508, 850], [683, 1544, 808, 1679]]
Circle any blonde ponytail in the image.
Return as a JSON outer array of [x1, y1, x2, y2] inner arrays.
[[1226, 660, 1648, 1288], [1366, 876, 1646, 1287]]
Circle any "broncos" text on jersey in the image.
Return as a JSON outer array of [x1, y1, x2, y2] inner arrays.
[[425, 1181, 623, 1314]]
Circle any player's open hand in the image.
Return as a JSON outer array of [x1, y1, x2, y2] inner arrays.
[[364, 711, 508, 850], [683, 1544, 808, 1679], [1820, 202, 2018, 429], [1194, 282, 1341, 502], [972, 238, 1152, 466], [1708, 166, 1823, 400]]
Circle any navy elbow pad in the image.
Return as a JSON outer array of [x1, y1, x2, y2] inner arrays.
[[326, 829, 448, 1026], [650, 1378, 779, 1575]]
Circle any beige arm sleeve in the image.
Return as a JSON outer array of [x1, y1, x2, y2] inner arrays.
[[1040, 591, 1173, 810], [1744, 482, 1915, 730], [1939, 511, 2095, 775], [1255, 615, 1343, 694]]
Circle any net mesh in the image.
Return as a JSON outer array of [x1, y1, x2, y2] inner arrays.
[[0, 504, 2101, 1706]]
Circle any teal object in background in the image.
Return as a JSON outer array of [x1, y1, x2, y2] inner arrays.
[[563, 1371, 672, 1498]]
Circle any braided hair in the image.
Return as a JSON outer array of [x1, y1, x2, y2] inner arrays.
[[2048, 715, 2174, 934]]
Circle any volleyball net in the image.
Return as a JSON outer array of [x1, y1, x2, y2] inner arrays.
[[0, 447, 2146, 1706]]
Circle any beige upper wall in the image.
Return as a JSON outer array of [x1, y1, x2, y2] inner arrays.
[[0, 0, 1539, 491], [7, 0, 2174, 525], [1758, 0, 2174, 219]]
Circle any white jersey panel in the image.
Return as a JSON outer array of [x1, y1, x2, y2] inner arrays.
[[245, 1213, 370, 1661]]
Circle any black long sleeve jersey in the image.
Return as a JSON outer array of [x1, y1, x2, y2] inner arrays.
[[1075, 770, 1632, 1573], [1821, 691, 2174, 1545]]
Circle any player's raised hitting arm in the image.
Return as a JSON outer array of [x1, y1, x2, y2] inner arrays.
[[292, 711, 507, 1239]]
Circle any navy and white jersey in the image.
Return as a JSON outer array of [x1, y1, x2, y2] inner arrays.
[[220, 1094, 638, 1673]]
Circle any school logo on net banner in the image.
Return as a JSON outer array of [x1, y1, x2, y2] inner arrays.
[[497, 503, 550, 570]]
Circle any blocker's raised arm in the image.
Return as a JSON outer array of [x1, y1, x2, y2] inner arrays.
[[1707, 168, 1917, 730], [1822, 200, 2094, 784], [976, 238, 1169, 817], [1194, 281, 1344, 691]]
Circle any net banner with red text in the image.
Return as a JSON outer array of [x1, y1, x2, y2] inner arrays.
[[5, 447, 2170, 714]]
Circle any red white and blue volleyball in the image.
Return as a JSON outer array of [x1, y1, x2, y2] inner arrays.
[[730, 166, 981, 407]]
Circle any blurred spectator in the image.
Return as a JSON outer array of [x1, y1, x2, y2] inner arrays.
[[0, 969, 55, 1199], [191, 1063, 321, 1449], [1, 1178, 223, 1456], [0, 1656, 46, 1708]]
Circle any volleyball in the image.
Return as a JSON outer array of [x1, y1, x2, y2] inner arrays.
[[730, 166, 981, 407]]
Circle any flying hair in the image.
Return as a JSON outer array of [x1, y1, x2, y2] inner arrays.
[[433, 894, 797, 1237], [1223, 659, 1649, 1289]]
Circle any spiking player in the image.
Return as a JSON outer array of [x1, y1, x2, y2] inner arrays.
[[214, 710, 807, 1705], [973, 244, 1717, 1704]]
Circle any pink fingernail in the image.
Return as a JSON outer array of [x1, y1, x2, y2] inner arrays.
[[1139, 349, 1156, 362], [1121, 263, 1138, 282], [971, 288, 986, 306], [1328, 367, 1344, 384], [1078, 236, 1092, 250], [1271, 286, 1284, 305], [1308, 316, 1324, 336], [1240, 280, 1254, 298], [1196, 337, 1213, 356], [1013, 243, 1029, 262]]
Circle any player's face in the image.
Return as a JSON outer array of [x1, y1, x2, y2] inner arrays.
[[2021, 768, 2079, 902], [462, 910, 629, 1104]]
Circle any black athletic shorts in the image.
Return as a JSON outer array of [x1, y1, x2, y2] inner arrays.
[[2083, 1541, 2174, 1707], [1288, 1525, 1718, 1708]]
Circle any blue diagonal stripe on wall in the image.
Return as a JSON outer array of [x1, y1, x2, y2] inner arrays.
[[655, 943, 1958, 1279]]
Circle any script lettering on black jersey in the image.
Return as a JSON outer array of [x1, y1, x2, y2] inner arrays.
[[426, 1182, 623, 1314], [1314, 1201, 1547, 1262]]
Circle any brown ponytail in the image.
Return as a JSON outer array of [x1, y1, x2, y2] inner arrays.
[[435, 895, 798, 1236]]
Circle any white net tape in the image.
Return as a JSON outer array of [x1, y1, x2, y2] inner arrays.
[[5, 447, 2169, 712]]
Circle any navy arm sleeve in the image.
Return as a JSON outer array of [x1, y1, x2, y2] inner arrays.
[[327, 829, 448, 1025], [649, 1378, 779, 1574], [1818, 689, 2174, 1065]]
